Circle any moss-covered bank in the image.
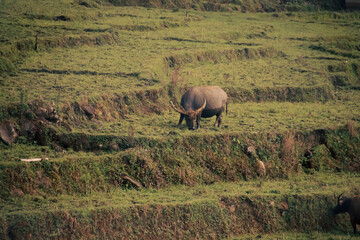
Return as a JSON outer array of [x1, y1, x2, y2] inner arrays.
[[1, 126, 359, 200], [0, 193, 351, 240]]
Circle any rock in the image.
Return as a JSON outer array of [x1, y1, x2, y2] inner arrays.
[[11, 187, 24, 198], [46, 113, 59, 123], [29, 188, 41, 196], [34, 105, 59, 122], [36, 171, 52, 188], [219, 200, 226, 209], [110, 141, 119, 151], [0, 120, 18, 145], [278, 201, 288, 210], [229, 205, 236, 213], [35, 106, 51, 118], [51, 142, 63, 152], [79, 1, 91, 7], [20, 120, 38, 140], [255, 159, 266, 177], [246, 145, 256, 157], [53, 15, 71, 21], [23, 108, 35, 119], [34, 124, 48, 145], [278, 201, 289, 216], [81, 104, 96, 119]]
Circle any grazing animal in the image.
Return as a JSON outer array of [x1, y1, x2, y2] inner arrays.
[[333, 193, 360, 234], [171, 86, 228, 130]]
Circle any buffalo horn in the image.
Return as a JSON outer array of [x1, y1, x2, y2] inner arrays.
[[170, 101, 186, 115], [338, 192, 344, 204], [194, 99, 206, 114]]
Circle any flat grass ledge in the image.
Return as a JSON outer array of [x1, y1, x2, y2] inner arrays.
[[1, 172, 359, 240]]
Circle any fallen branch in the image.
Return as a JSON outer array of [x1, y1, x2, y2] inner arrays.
[[121, 174, 143, 189], [20, 158, 48, 162]]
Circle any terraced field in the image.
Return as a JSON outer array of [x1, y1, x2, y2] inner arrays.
[[0, 0, 360, 239]]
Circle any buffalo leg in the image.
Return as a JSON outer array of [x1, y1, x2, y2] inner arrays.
[[178, 114, 185, 126], [214, 112, 223, 127], [352, 219, 357, 234], [217, 114, 223, 127], [196, 115, 201, 129], [214, 116, 218, 127]]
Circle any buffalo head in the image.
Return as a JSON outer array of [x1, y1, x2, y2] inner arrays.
[[333, 193, 351, 215], [170, 100, 206, 130], [333, 193, 360, 234]]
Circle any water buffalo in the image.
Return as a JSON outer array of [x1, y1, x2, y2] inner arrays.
[[170, 86, 228, 130], [333, 193, 360, 234]]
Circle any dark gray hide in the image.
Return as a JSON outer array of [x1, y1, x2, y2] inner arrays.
[[333, 193, 360, 234], [171, 86, 228, 130]]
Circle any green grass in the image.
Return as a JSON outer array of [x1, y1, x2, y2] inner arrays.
[[1, 6, 359, 105], [1, 172, 359, 239], [178, 57, 326, 88], [70, 98, 359, 138], [0, 144, 54, 162], [1, 2, 360, 239], [1, 125, 358, 202], [2, 171, 359, 215]]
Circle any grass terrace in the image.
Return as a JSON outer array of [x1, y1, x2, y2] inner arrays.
[[0, 0, 359, 239]]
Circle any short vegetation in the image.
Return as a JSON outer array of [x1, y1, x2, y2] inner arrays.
[[0, 0, 359, 239]]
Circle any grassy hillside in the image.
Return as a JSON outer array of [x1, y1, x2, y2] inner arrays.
[[108, 0, 346, 12], [0, 2, 359, 136], [1, 173, 359, 239], [0, 0, 359, 239]]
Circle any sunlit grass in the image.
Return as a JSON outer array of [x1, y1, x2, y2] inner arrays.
[[1, 6, 359, 106], [178, 57, 326, 88], [72, 98, 360, 137]]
